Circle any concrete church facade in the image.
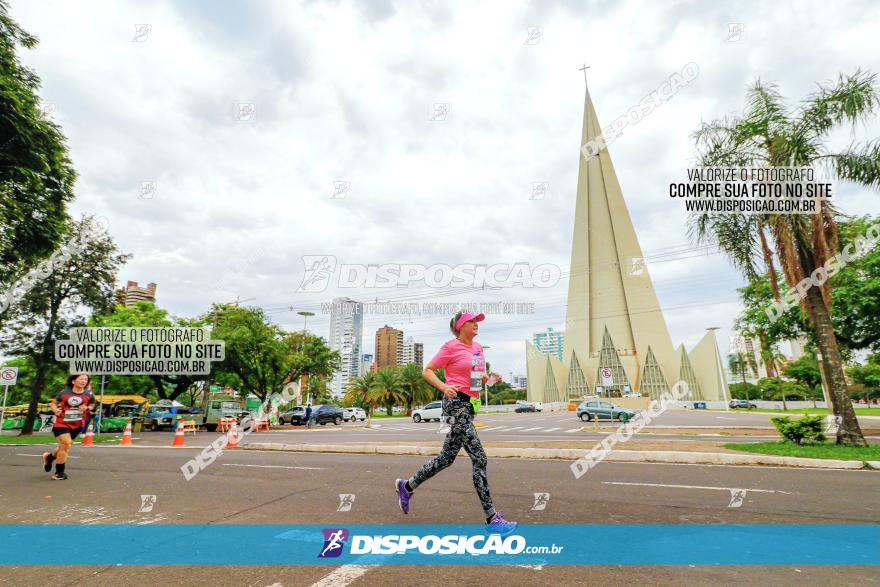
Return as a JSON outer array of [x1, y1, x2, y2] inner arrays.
[[526, 89, 730, 403]]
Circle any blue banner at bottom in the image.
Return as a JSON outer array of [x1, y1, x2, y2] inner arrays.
[[0, 524, 876, 565]]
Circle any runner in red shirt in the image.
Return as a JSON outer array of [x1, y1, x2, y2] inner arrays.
[[42, 373, 95, 480]]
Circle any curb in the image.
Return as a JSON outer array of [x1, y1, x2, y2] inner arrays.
[[243, 443, 871, 470]]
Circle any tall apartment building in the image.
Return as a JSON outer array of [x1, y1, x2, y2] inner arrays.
[[328, 298, 363, 398], [533, 327, 564, 362], [121, 281, 157, 306], [401, 336, 424, 368], [375, 325, 404, 369], [360, 354, 374, 375]]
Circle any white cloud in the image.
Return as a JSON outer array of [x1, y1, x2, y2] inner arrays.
[[10, 0, 879, 377]]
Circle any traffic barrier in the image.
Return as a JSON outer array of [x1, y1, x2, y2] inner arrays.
[[171, 421, 186, 447], [226, 425, 239, 448], [80, 423, 95, 446], [181, 420, 197, 435], [119, 420, 133, 446], [253, 417, 269, 432]]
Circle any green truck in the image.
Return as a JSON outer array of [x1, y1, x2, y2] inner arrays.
[[195, 396, 250, 431]]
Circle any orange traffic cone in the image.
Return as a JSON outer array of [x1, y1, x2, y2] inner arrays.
[[172, 421, 185, 447], [226, 425, 239, 448], [80, 423, 95, 446], [120, 420, 133, 446]]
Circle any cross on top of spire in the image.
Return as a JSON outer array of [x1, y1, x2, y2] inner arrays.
[[579, 64, 590, 86]]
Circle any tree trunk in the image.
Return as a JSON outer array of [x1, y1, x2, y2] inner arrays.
[[19, 358, 48, 436], [151, 376, 167, 400], [803, 284, 866, 446]]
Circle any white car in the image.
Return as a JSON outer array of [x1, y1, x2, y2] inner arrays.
[[412, 401, 443, 423], [531, 402, 544, 412], [343, 407, 366, 422]]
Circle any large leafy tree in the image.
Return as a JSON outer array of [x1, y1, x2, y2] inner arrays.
[[209, 305, 339, 404], [210, 305, 291, 404], [0, 216, 128, 435], [0, 1, 76, 285], [87, 301, 206, 402], [847, 353, 880, 401], [284, 330, 340, 388], [829, 215, 880, 352], [690, 70, 880, 445]]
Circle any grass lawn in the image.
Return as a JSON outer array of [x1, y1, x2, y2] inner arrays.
[[0, 434, 119, 445], [711, 407, 880, 416], [724, 440, 880, 461], [368, 413, 409, 418]]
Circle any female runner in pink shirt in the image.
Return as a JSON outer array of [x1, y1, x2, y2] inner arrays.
[[395, 311, 516, 533]]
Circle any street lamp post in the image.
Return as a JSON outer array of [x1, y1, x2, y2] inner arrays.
[[706, 327, 730, 410], [297, 311, 315, 405]]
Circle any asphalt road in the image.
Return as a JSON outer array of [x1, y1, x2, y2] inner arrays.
[[99, 409, 875, 446], [1, 441, 878, 586]]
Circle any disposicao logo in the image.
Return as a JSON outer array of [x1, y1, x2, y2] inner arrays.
[[318, 528, 348, 558]]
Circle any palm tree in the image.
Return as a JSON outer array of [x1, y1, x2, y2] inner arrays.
[[344, 371, 377, 413], [370, 367, 406, 416], [759, 347, 790, 410], [690, 70, 880, 446], [399, 362, 433, 416]]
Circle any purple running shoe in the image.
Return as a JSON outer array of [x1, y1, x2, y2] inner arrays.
[[395, 479, 411, 514]]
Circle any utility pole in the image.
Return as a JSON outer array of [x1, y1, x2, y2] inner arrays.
[[298, 311, 315, 405]]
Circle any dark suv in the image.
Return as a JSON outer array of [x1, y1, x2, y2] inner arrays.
[[311, 405, 344, 425]]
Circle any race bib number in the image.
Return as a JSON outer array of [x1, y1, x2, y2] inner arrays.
[[64, 409, 83, 423], [469, 371, 482, 392]]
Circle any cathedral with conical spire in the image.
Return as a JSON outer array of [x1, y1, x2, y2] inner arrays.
[[526, 87, 730, 403]]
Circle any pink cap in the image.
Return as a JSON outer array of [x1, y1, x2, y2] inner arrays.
[[455, 312, 485, 331]]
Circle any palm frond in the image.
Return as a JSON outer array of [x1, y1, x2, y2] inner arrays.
[[799, 69, 880, 137], [822, 140, 880, 191]]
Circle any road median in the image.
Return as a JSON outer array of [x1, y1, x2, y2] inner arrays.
[[243, 442, 872, 469]]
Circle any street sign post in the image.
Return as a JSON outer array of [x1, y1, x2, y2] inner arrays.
[[600, 367, 614, 387], [0, 367, 19, 433]]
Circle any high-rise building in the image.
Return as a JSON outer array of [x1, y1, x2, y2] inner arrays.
[[526, 88, 729, 403], [328, 298, 363, 397], [375, 325, 404, 369], [533, 327, 564, 362], [401, 336, 424, 367], [360, 353, 374, 375], [121, 281, 157, 306]]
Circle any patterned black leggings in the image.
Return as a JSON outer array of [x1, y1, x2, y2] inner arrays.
[[407, 395, 495, 517]]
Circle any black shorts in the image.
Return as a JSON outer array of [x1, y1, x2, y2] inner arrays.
[[53, 427, 81, 439]]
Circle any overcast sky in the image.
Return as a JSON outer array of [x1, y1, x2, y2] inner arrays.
[[11, 0, 880, 379]]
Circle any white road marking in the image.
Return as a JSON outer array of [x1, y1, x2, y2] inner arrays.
[[544, 427, 562, 432], [522, 427, 543, 432], [309, 564, 373, 587], [481, 426, 504, 431], [564, 428, 581, 433], [222, 464, 326, 470], [602, 481, 792, 494]]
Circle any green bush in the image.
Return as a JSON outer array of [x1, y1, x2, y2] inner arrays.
[[770, 415, 827, 445]]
